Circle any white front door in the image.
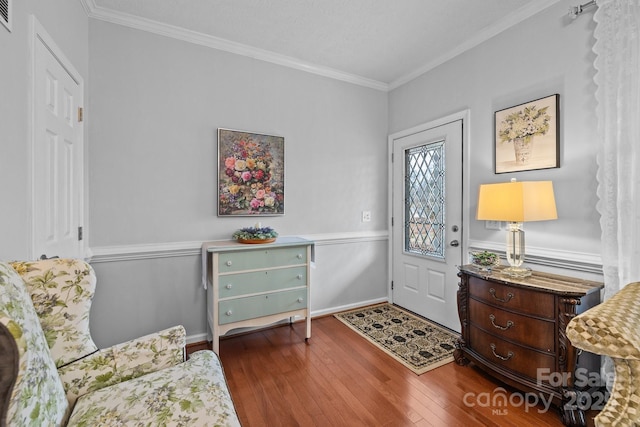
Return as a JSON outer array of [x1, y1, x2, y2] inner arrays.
[[32, 17, 85, 259], [390, 119, 463, 332]]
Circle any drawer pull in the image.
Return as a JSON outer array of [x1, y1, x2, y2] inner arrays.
[[489, 314, 514, 331], [297, 274, 303, 280], [490, 343, 514, 361], [297, 297, 304, 303], [489, 288, 514, 303], [225, 310, 233, 316], [297, 254, 303, 259], [225, 284, 232, 289], [225, 260, 232, 267]]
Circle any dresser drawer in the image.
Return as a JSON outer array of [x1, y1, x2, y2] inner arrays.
[[218, 267, 307, 298], [470, 325, 555, 381], [468, 276, 555, 319], [218, 288, 307, 325], [218, 246, 307, 273], [469, 298, 555, 352]]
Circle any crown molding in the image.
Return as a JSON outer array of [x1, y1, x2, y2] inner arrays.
[[79, 0, 388, 91], [81, 1, 561, 93], [388, 0, 562, 90]]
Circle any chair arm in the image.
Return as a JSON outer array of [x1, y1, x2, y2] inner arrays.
[[58, 325, 186, 406], [567, 282, 640, 360]]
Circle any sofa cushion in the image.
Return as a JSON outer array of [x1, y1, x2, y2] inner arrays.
[[0, 262, 68, 426], [10, 259, 99, 367], [67, 350, 241, 426]]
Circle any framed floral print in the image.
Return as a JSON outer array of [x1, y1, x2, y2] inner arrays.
[[217, 129, 285, 216], [494, 94, 560, 174]]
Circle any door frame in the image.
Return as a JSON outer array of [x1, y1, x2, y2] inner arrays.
[[28, 15, 89, 260], [387, 109, 471, 303]]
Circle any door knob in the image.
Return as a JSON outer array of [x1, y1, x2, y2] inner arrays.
[[450, 240, 460, 247]]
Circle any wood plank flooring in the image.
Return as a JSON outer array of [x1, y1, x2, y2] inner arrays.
[[192, 315, 592, 427]]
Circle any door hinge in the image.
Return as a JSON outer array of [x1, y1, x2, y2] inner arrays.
[[391, 217, 394, 227], [391, 281, 394, 290], [78, 107, 84, 122], [78, 226, 83, 241]]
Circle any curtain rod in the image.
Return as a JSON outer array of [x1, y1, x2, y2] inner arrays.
[[569, 0, 597, 19]]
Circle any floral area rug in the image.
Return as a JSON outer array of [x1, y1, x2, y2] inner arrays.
[[334, 303, 459, 375]]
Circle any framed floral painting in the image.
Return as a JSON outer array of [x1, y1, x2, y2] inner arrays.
[[217, 129, 285, 216], [494, 94, 560, 174]]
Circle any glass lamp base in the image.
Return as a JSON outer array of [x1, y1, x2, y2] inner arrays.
[[502, 266, 532, 278]]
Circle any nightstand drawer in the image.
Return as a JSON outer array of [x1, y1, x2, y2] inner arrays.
[[469, 298, 555, 352], [218, 288, 308, 325], [469, 276, 555, 319], [218, 267, 307, 298], [218, 246, 307, 272], [470, 325, 555, 381]]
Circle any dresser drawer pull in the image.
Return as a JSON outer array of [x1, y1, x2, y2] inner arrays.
[[297, 274, 303, 280], [225, 284, 232, 289], [489, 314, 514, 331], [297, 254, 303, 259], [489, 288, 514, 303], [297, 297, 304, 303], [225, 260, 232, 266], [225, 310, 233, 316], [490, 343, 514, 361]]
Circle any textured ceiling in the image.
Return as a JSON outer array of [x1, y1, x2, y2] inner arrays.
[[90, 0, 560, 89]]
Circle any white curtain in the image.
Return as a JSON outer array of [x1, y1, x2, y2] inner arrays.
[[593, 0, 640, 300]]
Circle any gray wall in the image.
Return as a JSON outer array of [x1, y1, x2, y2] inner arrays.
[[389, 0, 602, 277], [87, 20, 389, 346], [0, 0, 88, 260]]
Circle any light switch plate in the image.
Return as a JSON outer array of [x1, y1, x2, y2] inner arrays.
[[485, 220, 502, 230]]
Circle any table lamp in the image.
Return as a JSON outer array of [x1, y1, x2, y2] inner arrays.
[[476, 178, 557, 277]]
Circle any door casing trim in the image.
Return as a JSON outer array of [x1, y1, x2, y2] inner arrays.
[[387, 110, 471, 303]]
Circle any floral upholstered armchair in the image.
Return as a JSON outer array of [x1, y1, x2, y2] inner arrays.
[[566, 282, 640, 427], [0, 258, 240, 426]]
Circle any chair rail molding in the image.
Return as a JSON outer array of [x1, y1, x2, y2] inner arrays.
[[89, 230, 389, 263], [467, 239, 603, 275]]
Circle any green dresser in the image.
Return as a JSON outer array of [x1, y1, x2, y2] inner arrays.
[[204, 237, 313, 354]]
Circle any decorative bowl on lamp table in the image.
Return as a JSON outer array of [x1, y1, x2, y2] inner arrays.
[[476, 178, 557, 278], [469, 250, 501, 272]]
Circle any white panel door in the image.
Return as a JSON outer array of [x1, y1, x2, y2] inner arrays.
[[391, 119, 462, 332], [32, 22, 84, 259]]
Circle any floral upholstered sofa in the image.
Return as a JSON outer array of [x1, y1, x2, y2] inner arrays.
[[0, 258, 240, 426], [566, 282, 640, 427]]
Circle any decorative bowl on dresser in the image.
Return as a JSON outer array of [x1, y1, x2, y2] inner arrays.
[[454, 265, 603, 427]]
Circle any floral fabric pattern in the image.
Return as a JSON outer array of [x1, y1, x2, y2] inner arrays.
[[0, 262, 68, 426], [3, 259, 239, 426], [59, 325, 186, 406], [10, 259, 98, 368], [67, 350, 241, 427]]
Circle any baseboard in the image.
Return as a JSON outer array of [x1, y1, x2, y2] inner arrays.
[[185, 297, 389, 345]]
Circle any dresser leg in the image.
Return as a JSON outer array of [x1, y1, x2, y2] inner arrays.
[[561, 389, 587, 427], [453, 348, 469, 366]]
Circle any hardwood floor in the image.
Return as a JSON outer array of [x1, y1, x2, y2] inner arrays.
[[190, 316, 591, 427]]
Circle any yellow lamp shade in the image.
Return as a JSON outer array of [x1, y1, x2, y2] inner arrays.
[[476, 181, 557, 222]]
